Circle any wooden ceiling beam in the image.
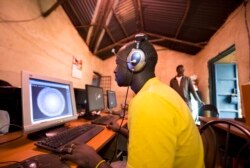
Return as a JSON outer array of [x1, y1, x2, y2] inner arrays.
[[96, 31, 205, 56], [95, 34, 135, 55], [175, 0, 191, 38], [87, 0, 108, 48], [146, 32, 205, 48], [93, 0, 118, 53], [112, 8, 128, 37], [134, 0, 144, 32], [67, 0, 87, 32]]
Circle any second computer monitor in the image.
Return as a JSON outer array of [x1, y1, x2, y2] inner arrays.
[[107, 90, 117, 110], [85, 85, 105, 116], [74, 88, 87, 113]]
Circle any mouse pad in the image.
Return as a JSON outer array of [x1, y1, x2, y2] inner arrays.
[[1, 154, 69, 168]]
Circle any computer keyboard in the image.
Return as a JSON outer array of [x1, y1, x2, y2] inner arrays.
[[35, 124, 104, 153], [91, 115, 120, 125]]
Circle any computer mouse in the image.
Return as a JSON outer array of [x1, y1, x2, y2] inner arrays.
[[22, 159, 39, 168], [20, 154, 69, 168]]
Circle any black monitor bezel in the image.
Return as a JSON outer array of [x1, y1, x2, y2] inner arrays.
[[85, 84, 105, 113], [74, 88, 87, 113], [107, 90, 117, 109]]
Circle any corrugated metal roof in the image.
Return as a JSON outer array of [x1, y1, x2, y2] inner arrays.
[[61, 0, 244, 60]]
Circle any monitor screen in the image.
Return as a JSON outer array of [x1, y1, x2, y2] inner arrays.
[[91, 73, 101, 87], [74, 88, 87, 113], [22, 70, 78, 134], [107, 90, 117, 109], [85, 85, 105, 113]]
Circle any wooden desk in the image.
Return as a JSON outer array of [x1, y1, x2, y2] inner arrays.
[[0, 116, 127, 165]]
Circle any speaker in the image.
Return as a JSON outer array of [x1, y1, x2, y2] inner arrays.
[[0, 87, 22, 132], [0, 110, 10, 134], [74, 88, 87, 113], [127, 33, 148, 72]]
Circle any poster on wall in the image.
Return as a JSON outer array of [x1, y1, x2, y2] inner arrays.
[[72, 56, 82, 79]]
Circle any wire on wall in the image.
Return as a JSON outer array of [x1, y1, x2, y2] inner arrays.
[[0, 15, 41, 23]]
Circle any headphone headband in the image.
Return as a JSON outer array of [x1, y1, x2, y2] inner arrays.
[[135, 33, 148, 42]]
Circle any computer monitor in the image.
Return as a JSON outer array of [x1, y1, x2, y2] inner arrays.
[[91, 72, 101, 87], [83, 84, 105, 120], [21, 70, 78, 135], [107, 90, 117, 110], [74, 88, 87, 113]]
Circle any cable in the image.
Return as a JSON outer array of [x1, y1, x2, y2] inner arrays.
[[109, 72, 133, 163], [108, 86, 129, 163], [0, 124, 24, 165], [0, 15, 41, 23], [0, 123, 24, 145]]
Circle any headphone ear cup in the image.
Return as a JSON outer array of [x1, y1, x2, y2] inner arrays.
[[127, 49, 146, 72]]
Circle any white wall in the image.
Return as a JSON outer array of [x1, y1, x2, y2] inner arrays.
[[0, 0, 104, 88]]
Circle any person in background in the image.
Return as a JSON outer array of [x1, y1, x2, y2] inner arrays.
[[190, 75, 202, 121], [170, 65, 204, 113], [61, 33, 204, 168]]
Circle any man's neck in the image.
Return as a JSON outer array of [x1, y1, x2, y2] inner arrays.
[[131, 73, 155, 93], [176, 74, 183, 77]]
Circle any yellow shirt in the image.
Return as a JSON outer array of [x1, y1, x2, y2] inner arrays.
[[127, 78, 204, 168]]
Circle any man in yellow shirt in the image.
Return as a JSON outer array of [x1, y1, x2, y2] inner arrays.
[[61, 33, 204, 168]]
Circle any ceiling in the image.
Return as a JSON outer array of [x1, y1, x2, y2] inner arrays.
[[58, 0, 244, 60]]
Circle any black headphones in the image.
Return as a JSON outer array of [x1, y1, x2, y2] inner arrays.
[[127, 33, 148, 72]]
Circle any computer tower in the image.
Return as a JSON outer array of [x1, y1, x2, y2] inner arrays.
[[0, 87, 22, 132], [74, 88, 87, 114]]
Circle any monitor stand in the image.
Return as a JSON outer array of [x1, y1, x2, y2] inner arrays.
[[104, 108, 117, 115], [81, 112, 100, 121], [102, 108, 110, 114]]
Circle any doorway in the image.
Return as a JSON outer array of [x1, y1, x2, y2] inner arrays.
[[208, 45, 241, 118]]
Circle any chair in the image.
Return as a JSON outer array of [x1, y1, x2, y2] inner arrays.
[[235, 141, 250, 168], [199, 104, 219, 117], [199, 119, 250, 168]]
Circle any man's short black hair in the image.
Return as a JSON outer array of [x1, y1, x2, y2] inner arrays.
[[176, 64, 184, 71]]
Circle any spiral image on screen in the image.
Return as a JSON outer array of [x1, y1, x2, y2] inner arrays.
[[37, 87, 65, 117]]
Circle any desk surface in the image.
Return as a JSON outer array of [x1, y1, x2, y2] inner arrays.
[[0, 115, 127, 165]]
